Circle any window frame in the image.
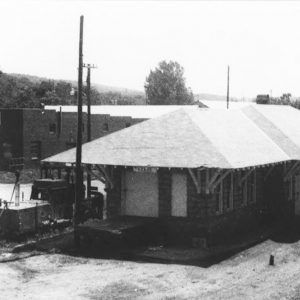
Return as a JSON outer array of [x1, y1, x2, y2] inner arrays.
[[49, 123, 57, 134], [30, 141, 42, 160], [242, 169, 256, 205], [248, 170, 256, 204], [103, 122, 109, 132]]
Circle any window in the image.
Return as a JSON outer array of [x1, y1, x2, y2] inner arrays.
[[242, 169, 256, 205], [30, 141, 41, 160], [247, 170, 256, 203], [66, 131, 76, 149], [103, 122, 109, 132], [3, 143, 12, 159], [49, 123, 56, 134], [215, 180, 223, 214], [287, 177, 295, 202], [223, 173, 234, 211]]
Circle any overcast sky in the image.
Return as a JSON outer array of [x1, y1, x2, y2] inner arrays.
[[1, 1, 300, 98]]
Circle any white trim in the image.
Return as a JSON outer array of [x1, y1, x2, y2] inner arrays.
[[284, 162, 300, 182], [211, 170, 231, 193], [188, 169, 201, 193]]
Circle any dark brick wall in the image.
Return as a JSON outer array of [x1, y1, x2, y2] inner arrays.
[[0, 108, 146, 170], [100, 165, 295, 245], [0, 109, 23, 168], [158, 168, 172, 217], [106, 167, 122, 219], [185, 169, 265, 241], [160, 167, 292, 244], [187, 169, 207, 218], [23, 109, 59, 168]]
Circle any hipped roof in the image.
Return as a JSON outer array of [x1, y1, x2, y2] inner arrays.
[[43, 105, 300, 169]]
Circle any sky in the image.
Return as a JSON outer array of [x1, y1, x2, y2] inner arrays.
[[1, 0, 300, 98]]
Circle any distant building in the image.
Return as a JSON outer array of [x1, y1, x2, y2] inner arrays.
[[0, 108, 145, 170], [256, 94, 270, 104]]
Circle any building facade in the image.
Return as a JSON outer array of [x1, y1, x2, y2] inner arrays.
[[0, 108, 145, 170], [105, 163, 296, 246], [43, 105, 300, 246]]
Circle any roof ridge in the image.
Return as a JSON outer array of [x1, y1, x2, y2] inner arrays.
[[241, 105, 294, 159], [183, 109, 232, 168]]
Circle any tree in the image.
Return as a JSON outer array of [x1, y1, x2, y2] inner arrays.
[[144, 60, 194, 105], [269, 93, 292, 105]]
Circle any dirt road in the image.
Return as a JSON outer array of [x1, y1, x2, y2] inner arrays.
[[1, 238, 300, 299]]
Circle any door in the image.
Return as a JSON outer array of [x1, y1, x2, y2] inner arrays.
[[123, 170, 158, 217], [171, 173, 187, 217]]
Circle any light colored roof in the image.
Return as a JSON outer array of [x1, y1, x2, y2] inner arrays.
[[43, 104, 300, 169], [201, 100, 255, 109], [45, 105, 201, 119]]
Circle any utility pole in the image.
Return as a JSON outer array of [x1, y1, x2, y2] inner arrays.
[[83, 63, 97, 198], [227, 65, 230, 109], [74, 15, 84, 247]]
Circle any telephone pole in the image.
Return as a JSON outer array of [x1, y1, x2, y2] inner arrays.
[[227, 65, 230, 109], [74, 15, 84, 247], [83, 63, 97, 198]]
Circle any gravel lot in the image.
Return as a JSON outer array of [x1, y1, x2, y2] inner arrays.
[[1, 238, 300, 299]]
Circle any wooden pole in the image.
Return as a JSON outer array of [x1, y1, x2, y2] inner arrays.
[[74, 15, 84, 247], [227, 65, 230, 109], [83, 63, 97, 198], [86, 67, 91, 198]]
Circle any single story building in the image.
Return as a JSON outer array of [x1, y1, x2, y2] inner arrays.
[[43, 104, 300, 245]]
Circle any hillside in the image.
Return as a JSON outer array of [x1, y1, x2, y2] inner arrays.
[[0, 72, 146, 107], [1, 72, 249, 107], [11, 73, 145, 96]]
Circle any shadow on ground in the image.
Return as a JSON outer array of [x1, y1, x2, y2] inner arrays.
[[32, 227, 275, 267], [5, 218, 300, 268]]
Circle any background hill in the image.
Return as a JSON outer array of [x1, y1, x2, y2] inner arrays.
[[0, 72, 146, 107], [1, 71, 248, 108]]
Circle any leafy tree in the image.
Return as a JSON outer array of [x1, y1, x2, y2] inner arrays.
[[144, 60, 194, 105], [55, 81, 72, 100], [35, 80, 54, 98], [41, 90, 61, 105], [268, 93, 292, 105], [0, 72, 146, 108]]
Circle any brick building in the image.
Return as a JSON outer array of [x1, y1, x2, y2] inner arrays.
[[0, 107, 145, 170], [43, 105, 300, 245]]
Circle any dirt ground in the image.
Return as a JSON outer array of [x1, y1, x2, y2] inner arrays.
[[1, 238, 300, 300]]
